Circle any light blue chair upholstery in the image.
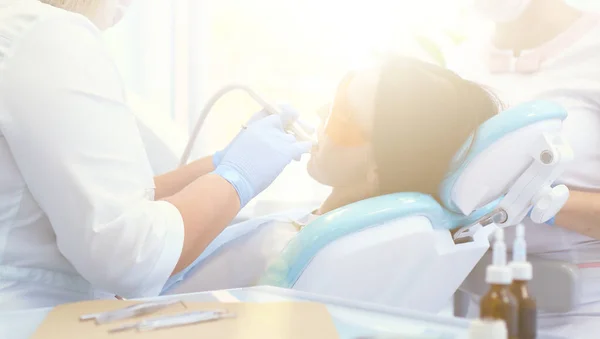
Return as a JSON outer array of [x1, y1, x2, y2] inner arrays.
[[439, 100, 567, 215], [259, 193, 495, 289]]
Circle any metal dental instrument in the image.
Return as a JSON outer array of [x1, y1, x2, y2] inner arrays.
[[108, 310, 236, 333], [80, 299, 184, 325], [179, 84, 318, 167], [452, 208, 508, 243]]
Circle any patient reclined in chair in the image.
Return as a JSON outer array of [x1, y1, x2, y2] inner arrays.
[[163, 58, 571, 321], [161, 55, 501, 294]]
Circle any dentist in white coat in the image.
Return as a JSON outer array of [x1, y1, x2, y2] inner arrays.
[[0, 0, 311, 310], [447, 0, 600, 336]]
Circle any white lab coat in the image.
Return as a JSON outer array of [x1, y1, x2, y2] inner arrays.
[[0, 0, 184, 310], [446, 13, 600, 338]]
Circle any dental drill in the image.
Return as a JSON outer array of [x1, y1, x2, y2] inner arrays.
[[179, 84, 317, 167]]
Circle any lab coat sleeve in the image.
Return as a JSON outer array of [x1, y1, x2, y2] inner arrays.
[[0, 16, 184, 298]]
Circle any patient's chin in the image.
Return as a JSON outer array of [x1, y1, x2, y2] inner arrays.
[[307, 155, 360, 188], [306, 157, 330, 186], [306, 156, 341, 187]]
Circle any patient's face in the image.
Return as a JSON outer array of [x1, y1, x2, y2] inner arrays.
[[307, 67, 379, 188], [307, 117, 372, 187], [309, 56, 500, 201]]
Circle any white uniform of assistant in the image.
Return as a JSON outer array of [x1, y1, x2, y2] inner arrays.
[[0, 0, 185, 310], [447, 13, 600, 337]]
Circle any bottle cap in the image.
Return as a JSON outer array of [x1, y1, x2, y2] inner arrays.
[[468, 319, 507, 339], [486, 265, 512, 285], [510, 261, 533, 281]]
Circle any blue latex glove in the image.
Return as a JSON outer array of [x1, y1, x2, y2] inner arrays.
[[213, 104, 303, 168], [213, 114, 312, 207]]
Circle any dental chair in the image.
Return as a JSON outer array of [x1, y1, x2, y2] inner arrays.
[[259, 100, 574, 314]]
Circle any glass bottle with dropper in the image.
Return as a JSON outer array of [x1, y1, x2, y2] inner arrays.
[[510, 224, 537, 339], [480, 228, 519, 339]]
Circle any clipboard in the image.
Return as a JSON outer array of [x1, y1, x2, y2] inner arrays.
[[30, 300, 340, 338]]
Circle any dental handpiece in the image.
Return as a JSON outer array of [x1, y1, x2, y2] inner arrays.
[[180, 84, 317, 167], [254, 99, 317, 144]]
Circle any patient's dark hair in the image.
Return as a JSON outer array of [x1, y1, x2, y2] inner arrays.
[[372, 56, 501, 200]]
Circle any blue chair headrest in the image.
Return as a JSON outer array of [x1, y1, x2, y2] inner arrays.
[[439, 100, 567, 214]]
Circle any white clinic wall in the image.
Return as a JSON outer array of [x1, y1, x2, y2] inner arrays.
[[103, 0, 174, 117], [102, 0, 190, 174]]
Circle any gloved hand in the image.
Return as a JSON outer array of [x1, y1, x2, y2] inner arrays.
[[213, 104, 305, 168], [526, 208, 556, 226], [213, 114, 312, 207]]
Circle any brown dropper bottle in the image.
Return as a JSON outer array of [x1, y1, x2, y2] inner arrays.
[[480, 228, 519, 339], [510, 224, 537, 339]]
